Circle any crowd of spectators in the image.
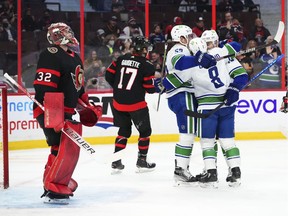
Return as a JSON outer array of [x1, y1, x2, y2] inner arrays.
[[0, 0, 286, 90], [0, 0, 17, 42]]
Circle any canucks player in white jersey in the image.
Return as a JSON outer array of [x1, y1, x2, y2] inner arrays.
[[163, 25, 217, 185], [163, 30, 248, 187]]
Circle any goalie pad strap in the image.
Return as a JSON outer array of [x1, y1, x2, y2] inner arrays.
[[44, 120, 82, 196]]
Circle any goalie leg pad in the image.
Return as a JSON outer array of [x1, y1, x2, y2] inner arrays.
[[44, 120, 82, 196], [43, 151, 78, 192]]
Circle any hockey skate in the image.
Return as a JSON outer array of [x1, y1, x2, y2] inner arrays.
[[198, 169, 218, 188], [111, 159, 125, 175], [42, 190, 70, 205], [226, 167, 241, 187], [136, 153, 156, 173], [195, 169, 207, 181], [174, 166, 198, 187]]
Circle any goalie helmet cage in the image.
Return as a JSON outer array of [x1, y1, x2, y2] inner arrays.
[[0, 84, 9, 189]]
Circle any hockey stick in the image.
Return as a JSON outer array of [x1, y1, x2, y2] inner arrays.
[[184, 54, 285, 118], [156, 42, 168, 111], [3, 73, 125, 162], [217, 21, 285, 60]]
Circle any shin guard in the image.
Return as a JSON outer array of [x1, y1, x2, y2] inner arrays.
[[43, 120, 82, 196], [114, 136, 128, 153], [138, 137, 150, 155]]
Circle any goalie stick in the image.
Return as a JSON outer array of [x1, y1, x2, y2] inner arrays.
[[3, 73, 125, 162], [217, 21, 285, 60], [184, 54, 285, 118]]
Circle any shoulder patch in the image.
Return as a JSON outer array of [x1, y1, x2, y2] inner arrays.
[[47, 47, 58, 54]]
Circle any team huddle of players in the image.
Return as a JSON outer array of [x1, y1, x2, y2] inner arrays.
[[33, 21, 248, 204]]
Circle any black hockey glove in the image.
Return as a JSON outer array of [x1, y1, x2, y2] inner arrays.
[[224, 84, 240, 106], [154, 78, 166, 94], [195, 51, 217, 69]]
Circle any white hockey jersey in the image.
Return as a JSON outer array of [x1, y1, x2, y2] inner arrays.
[[165, 43, 195, 98], [165, 46, 246, 110]]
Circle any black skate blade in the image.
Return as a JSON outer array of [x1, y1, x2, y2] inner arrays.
[[111, 168, 123, 175], [228, 179, 241, 188], [135, 167, 155, 173], [43, 196, 69, 205], [173, 180, 198, 187], [199, 181, 219, 189]]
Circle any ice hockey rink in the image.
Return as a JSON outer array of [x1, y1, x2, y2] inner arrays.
[[0, 139, 287, 216]]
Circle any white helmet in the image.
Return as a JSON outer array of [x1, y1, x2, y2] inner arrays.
[[189, 37, 207, 55], [171, 25, 193, 44], [201, 30, 219, 47]]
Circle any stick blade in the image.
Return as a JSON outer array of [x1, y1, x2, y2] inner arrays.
[[274, 21, 285, 43], [184, 110, 208, 118]]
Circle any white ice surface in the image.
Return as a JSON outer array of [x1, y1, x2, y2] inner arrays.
[[1, 139, 288, 216]]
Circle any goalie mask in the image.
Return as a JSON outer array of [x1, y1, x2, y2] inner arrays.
[[47, 22, 79, 49]]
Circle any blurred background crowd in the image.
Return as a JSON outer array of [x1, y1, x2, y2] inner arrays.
[[0, 0, 286, 91]]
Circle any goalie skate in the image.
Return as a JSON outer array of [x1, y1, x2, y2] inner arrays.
[[198, 169, 218, 188], [226, 167, 241, 187], [174, 167, 198, 187], [42, 191, 70, 205]]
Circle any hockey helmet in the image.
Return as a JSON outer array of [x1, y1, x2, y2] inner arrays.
[[47, 22, 79, 47], [133, 35, 153, 54], [189, 37, 207, 55], [171, 25, 194, 45], [201, 30, 219, 48]]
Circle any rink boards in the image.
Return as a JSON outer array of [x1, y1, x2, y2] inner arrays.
[[2, 91, 287, 150]]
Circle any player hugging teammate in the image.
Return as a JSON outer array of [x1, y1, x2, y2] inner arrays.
[[162, 26, 247, 188]]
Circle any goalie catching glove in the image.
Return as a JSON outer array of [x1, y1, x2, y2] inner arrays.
[[76, 93, 103, 127]]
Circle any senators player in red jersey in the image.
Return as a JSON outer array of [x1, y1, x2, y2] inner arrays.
[[105, 36, 162, 173], [33, 22, 102, 204]]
